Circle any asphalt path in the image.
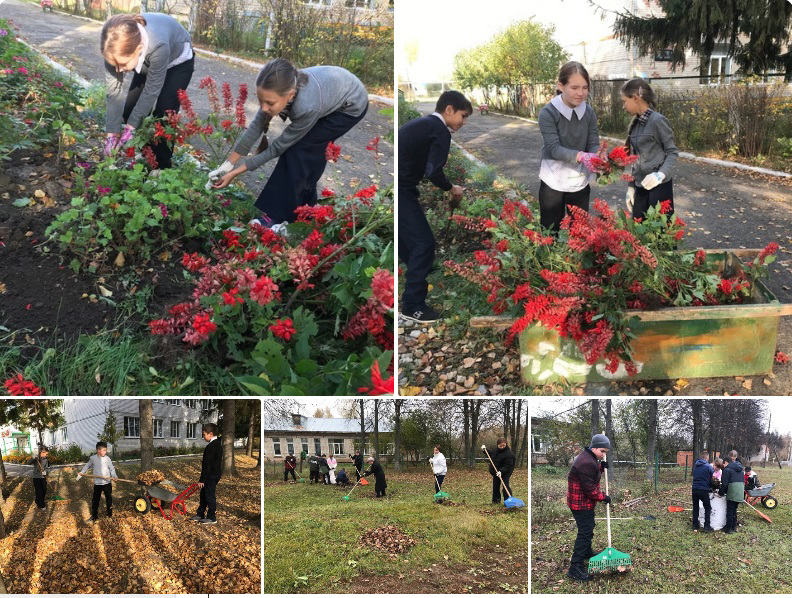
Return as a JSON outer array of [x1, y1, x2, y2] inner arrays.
[[3, 0, 394, 193]]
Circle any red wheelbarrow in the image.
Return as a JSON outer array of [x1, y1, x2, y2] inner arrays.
[[134, 479, 200, 520]]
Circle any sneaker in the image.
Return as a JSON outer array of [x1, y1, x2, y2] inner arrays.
[[199, 518, 217, 525], [106, 512, 113, 518], [702, 526, 715, 532], [401, 305, 440, 324], [190, 515, 204, 522], [723, 528, 735, 534], [567, 566, 593, 582]]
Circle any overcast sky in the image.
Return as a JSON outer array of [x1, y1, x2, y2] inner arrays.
[[396, 0, 623, 81], [531, 398, 792, 436]]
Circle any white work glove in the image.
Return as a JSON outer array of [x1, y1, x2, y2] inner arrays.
[[481, 444, 487, 451], [626, 186, 635, 212], [496, 471, 502, 478], [206, 160, 234, 190], [77, 474, 82, 481], [640, 172, 665, 190]]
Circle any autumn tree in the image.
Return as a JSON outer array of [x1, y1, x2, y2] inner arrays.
[[98, 411, 123, 460], [0, 400, 23, 485], [19, 400, 64, 448], [139, 400, 154, 473], [220, 400, 238, 477]]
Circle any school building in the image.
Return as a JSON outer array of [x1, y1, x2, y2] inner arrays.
[[263, 412, 392, 464], [1, 399, 219, 457]]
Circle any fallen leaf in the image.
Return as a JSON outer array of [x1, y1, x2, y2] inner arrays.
[[98, 285, 113, 298], [114, 252, 125, 267]]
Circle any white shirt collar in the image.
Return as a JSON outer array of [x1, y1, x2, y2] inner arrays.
[[551, 94, 587, 121], [135, 24, 149, 74], [431, 112, 447, 127], [208, 436, 217, 443]]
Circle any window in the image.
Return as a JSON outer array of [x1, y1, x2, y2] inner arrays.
[[301, 438, 308, 454], [345, 0, 371, 7], [171, 421, 181, 438], [302, 0, 330, 4], [166, 399, 180, 406], [187, 422, 198, 439], [331, 438, 345, 454], [200, 399, 211, 411], [700, 49, 731, 86], [124, 417, 140, 438], [273, 437, 281, 457], [287, 437, 294, 455], [184, 399, 197, 409], [153, 399, 165, 403], [153, 419, 163, 438], [314, 438, 321, 455], [531, 434, 547, 454]]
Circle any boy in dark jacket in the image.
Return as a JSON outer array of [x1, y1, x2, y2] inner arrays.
[[308, 453, 321, 484], [719, 455, 744, 534], [363, 457, 387, 497], [336, 469, 351, 487], [30, 446, 51, 511], [486, 438, 515, 504], [319, 454, 330, 485], [691, 451, 715, 532], [398, 90, 472, 323], [191, 423, 222, 525], [350, 450, 364, 481], [284, 452, 297, 482], [566, 434, 612, 582]]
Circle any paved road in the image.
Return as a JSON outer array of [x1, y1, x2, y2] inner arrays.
[[415, 102, 792, 395], [4, 0, 393, 193]]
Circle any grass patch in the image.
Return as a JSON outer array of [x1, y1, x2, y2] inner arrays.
[[532, 465, 792, 593], [264, 464, 527, 593]]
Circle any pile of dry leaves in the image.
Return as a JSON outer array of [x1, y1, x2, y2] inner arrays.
[[359, 525, 416, 555], [137, 470, 166, 485]]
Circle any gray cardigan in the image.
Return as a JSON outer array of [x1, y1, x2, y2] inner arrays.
[[628, 110, 679, 187], [234, 66, 368, 172], [539, 101, 600, 163], [29, 456, 51, 479], [105, 13, 192, 133]]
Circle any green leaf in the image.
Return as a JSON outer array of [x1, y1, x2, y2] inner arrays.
[[12, 197, 31, 207]]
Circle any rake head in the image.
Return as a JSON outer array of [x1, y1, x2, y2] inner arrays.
[[504, 496, 525, 509], [342, 495, 350, 501], [587, 547, 632, 573]]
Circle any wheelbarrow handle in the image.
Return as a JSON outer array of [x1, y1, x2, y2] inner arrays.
[[78, 473, 138, 484]]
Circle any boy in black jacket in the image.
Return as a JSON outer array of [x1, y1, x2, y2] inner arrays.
[[191, 423, 222, 525], [399, 90, 472, 323]]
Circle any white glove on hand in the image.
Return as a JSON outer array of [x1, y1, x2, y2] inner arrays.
[[640, 172, 665, 190], [481, 444, 487, 451], [206, 160, 234, 190], [626, 186, 635, 212], [77, 474, 82, 480], [496, 471, 502, 478]]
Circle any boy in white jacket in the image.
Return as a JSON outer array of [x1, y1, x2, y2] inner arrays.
[[427, 445, 447, 495], [78, 442, 118, 523]]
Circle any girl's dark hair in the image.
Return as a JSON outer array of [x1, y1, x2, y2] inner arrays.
[[254, 58, 309, 154], [434, 445, 441, 451], [497, 437, 507, 445], [101, 14, 147, 58], [622, 77, 657, 151], [556, 61, 591, 95]]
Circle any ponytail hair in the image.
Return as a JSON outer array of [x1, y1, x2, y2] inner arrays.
[[621, 77, 657, 151], [101, 14, 147, 59], [556, 61, 591, 95], [254, 58, 309, 154]]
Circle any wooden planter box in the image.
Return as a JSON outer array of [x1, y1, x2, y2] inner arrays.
[[471, 250, 792, 384]]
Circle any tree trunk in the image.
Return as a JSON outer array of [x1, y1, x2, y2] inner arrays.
[[394, 400, 402, 472], [605, 399, 616, 483], [374, 399, 380, 458], [359, 399, 366, 456], [463, 400, 470, 468], [222, 400, 238, 477], [470, 400, 481, 468], [0, 456, 7, 486], [256, 416, 261, 469], [646, 399, 658, 482], [0, 492, 6, 540], [590, 399, 600, 440], [691, 400, 703, 476], [246, 400, 255, 458], [139, 400, 154, 473]]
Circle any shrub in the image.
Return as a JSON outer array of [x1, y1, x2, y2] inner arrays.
[[398, 90, 421, 125], [47, 443, 85, 464]]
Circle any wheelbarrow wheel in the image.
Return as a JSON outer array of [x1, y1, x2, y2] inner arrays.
[[761, 495, 778, 509], [134, 495, 151, 515]]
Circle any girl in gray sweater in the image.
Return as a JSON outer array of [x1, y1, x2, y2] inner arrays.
[[208, 59, 369, 225], [620, 78, 679, 219], [102, 13, 194, 168]]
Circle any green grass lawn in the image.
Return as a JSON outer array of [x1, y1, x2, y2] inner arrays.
[[532, 465, 792, 593], [264, 464, 528, 593]]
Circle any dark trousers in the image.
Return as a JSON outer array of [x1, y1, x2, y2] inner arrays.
[[33, 478, 47, 508], [726, 499, 739, 531], [434, 474, 445, 494], [692, 488, 711, 529], [491, 473, 513, 503], [632, 179, 674, 220], [538, 181, 590, 233], [570, 509, 596, 568], [284, 469, 296, 482], [375, 481, 386, 497], [399, 187, 435, 311], [310, 470, 320, 483], [197, 478, 219, 521], [322, 471, 330, 484], [91, 483, 112, 518], [354, 467, 362, 481], [255, 104, 368, 222], [123, 56, 195, 169]]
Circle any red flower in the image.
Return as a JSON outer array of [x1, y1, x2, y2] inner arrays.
[[358, 361, 394, 395], [270, 318, 296, 341], [222, 82, 233, 114], [125, 147, 135, 158], [250, 276, 279, 306], [142, 146, 159, 170], [235, 83, 248, 128], [221, 119, 233, 130], [758, 242, 780, 264], [182, 252, 209, 272], [295, 204, 335, 225], [321, 188, 335, 198], [354, 184, 378, 199], [718, 278, 733, 294], [177, 89, 196, 120], [775, 351, 790, 365], [222, 229, 243, 249], [371, 268, 394, 309], [693, 249, 707, 267], [183, 312, 216, 345], [325, 142, 341, 162], [198, 76, 220, 114], [4, 374, 43, 396], [301, 229, 324, 252], [365, 136, 380, 153], [659, 200, 672, 214], [496, 240, 509, 252], [222, 287, 244, 306]]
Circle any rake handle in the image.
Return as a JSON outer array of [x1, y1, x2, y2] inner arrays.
[[78, 473, 137, 483], [482, 447, 512, 498]]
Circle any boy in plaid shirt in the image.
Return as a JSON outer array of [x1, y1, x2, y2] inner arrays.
[[566, 434, 611, 582]]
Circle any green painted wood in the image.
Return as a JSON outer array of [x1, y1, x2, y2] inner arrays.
[[519, 252, 785, 384]]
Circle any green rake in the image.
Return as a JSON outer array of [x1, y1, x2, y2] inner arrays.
[[588, 434, 632, 574], [433, 473, 450, 502]]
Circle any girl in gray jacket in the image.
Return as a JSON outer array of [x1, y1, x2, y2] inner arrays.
[[620, 78, 679, 219], [101, 13, 194, 168], [30, 446, 51, 511], [208, 59, 369, 225]]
